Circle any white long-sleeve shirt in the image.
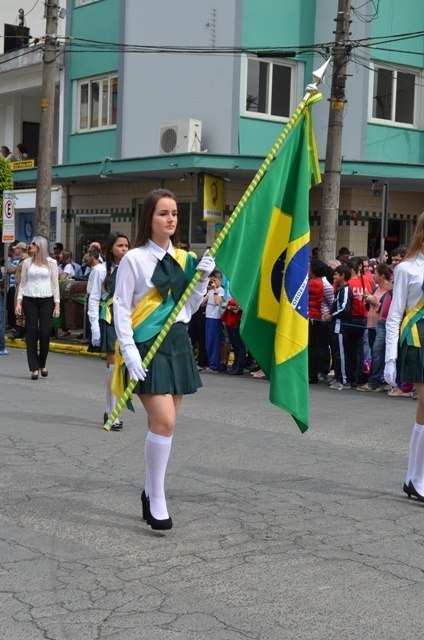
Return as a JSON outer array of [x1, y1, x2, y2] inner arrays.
[[385, 252, 424, 362], [113, 240, 207, 365], [87, 262, 107, 335]]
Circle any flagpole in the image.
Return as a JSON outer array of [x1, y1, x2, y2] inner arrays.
[[103, 64, 329, 431]]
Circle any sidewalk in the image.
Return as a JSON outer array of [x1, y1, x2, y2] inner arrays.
[[5, 330, 104, 358]]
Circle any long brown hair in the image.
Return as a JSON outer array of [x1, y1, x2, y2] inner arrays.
[[404, 211, 424, 261], [104, 232, 130, 292], [133, 188, 178, 247]]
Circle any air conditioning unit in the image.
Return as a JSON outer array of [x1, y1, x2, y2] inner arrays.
[[159, 118, 202, 154]]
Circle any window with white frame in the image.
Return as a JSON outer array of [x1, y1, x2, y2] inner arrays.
[[75, 0, 100, 6], [371, 64, 417, 126], [76, 75, 118, 132], [244, 58, 295, 119]]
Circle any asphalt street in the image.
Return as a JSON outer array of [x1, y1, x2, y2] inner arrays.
[[1, 346, 424, 640]]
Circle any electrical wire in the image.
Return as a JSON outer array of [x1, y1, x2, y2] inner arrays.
[[24, 0, 41, 18], [1, 26, 423, 69], [352, 0, 380, 23]]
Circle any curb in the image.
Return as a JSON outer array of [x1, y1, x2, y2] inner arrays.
[[5, 337, 105, 358]]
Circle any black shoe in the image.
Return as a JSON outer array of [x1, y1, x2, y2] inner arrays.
[[110, 420, 123, 431], [141, 490, 149, 522], [403, 481, 412, 497], [149, 513, 173, 531], [31, 371, 39, 380], [103, 412, 124, 431], [146, 500, 173, 530], [41, 369, 48, 378], [227, 369, 243, 375], [408, 481, 424, 502]]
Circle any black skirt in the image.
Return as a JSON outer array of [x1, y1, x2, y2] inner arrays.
[[399, 319, 424, 383], [132, 322, 202, 395]]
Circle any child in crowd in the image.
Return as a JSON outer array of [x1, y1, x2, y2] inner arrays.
[[203, 270, 224, 373], [324, 265, 352, 390]]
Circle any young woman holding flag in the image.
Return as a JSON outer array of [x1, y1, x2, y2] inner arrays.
[[113, 189, 215, 530]]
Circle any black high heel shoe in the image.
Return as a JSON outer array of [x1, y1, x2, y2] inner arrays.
[[31, 371, 39, 380], [149, 512, 173, 531], [41, 369, 48, 378], [403, 481, 412, 498], [141, 490, 150, 523], [145, 499, 173, 530], [408, 481, 424, 503]]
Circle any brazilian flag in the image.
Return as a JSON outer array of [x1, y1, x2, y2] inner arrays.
[[215, 107, 320, 433]]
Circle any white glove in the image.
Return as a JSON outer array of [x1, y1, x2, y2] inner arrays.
[[91, 326, 101, 347], [127, 356, 148, 382], [196, 251, 216, 281], [384, 360, 397, 387]]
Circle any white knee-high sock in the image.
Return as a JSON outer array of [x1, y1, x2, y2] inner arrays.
[[410, 422, 424, 494], [105, 366, 115, 415], [145, 431, 173, 520], [405, 422, 422, 485]]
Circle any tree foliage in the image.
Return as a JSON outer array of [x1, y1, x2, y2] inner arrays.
[[0, 157, 14, 227]]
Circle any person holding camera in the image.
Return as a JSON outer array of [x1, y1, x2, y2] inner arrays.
[[202, 270, 224, 374]]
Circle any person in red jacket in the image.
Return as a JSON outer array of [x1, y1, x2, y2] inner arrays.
[[345, 257, 373, 386], [308, 259, 334, 383]]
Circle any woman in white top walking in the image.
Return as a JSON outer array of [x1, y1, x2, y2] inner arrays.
[[385, 211, 424, 501], [88, 232, 130, 430], [15, 236, 60, 379]]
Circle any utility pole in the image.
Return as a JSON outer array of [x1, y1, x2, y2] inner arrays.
[[319, 0, 352, 263], [35, 0, 59, 238]]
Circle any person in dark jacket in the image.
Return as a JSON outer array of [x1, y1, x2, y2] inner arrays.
[[324, 265, 352, 390]]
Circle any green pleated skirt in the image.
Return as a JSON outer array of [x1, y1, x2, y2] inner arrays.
[[100, 319, 117, 353], [132, 322, 202, 395], [399, 319, 424, 383]]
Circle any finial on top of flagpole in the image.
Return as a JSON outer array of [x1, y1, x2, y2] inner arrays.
[[305, 57, 332, 95]]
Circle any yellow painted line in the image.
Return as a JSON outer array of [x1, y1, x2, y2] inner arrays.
[[5, 338, 105, 358]]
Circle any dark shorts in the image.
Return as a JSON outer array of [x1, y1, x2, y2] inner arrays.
[[132, 322, 202, 395]]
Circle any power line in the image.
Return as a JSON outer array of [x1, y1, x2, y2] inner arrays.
[[1, 27, 423, 69], [352, 0, 380, 22], [24, 0, 42, 18]]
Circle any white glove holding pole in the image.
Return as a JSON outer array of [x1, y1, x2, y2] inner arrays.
[[127, 356, 148, 382], [196, 251, 216, 281], [91, 326, 101, 347], [384, 360, 397, 387]]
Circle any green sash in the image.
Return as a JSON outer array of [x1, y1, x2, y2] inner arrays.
[[112, 248, 198, 404], [400, 299, 424, 348]]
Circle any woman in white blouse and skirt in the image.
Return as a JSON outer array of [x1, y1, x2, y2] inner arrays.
[[16, 236, 60, 379], [113, 189, 215, 530], [385, 211, 424, 501]]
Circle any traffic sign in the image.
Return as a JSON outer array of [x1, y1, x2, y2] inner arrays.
[[2, 190, 15, 243]]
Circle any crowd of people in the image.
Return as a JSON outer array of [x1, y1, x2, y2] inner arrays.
[[307, 243, 416, 397], [1, 233, 417, 397]]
